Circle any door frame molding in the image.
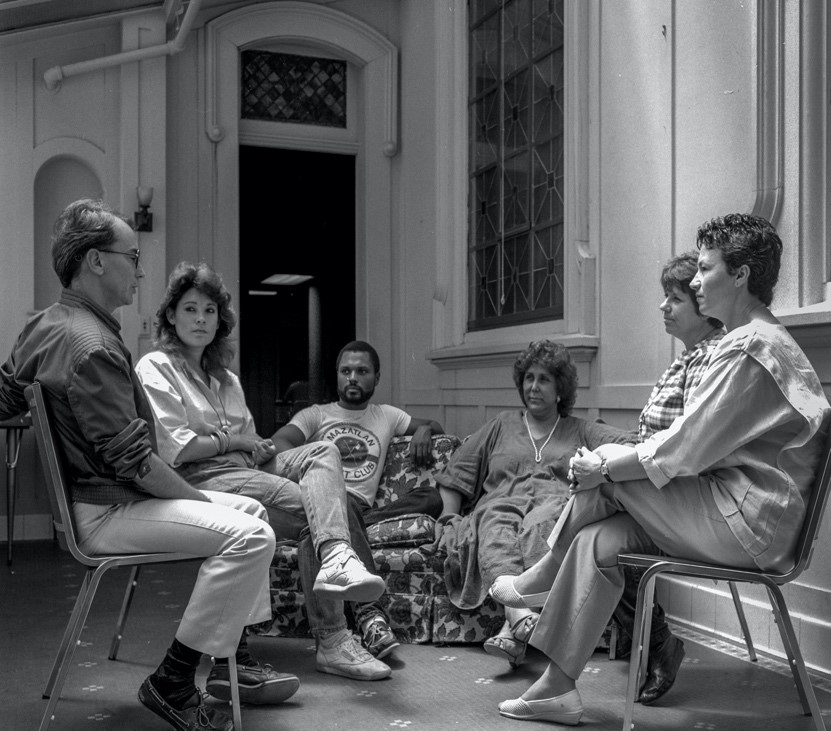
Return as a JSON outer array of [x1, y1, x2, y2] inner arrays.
[[199, 1, 399, 387]]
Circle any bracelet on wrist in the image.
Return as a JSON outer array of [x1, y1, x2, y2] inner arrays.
[[221, 426, 233, 453], [209, 433, 222, 455], [212, 430, 229, 455], [600, 458, 614, 483]]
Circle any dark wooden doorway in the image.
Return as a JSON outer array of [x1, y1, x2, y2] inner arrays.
[[239, 146, 356, 437]]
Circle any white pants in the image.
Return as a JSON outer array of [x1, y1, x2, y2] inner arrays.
[[73, 491, 275, 658]]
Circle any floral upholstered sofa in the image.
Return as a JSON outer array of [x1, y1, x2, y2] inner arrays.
[[253, 434, 508, 645]]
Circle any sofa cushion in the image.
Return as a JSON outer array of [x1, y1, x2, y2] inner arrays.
[[379, 593, 433, 644], [367, 512, 436, 547], [432, 595, 505, 644], [272, 542, 301, 574], [372, 545, 444, 594]]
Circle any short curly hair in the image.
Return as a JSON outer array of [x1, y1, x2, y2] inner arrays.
[[154, 262, 237, 380], [696, 213, 782, 306], [512, 340, 578, 417], [336, 340, 380, 374]]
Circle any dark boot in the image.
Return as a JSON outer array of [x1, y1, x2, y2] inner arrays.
[[146, 638, 201, 710], [638, 634, 685, 704], [614, 566, 684, 704]]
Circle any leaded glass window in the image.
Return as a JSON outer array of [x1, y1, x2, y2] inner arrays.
[[241, 50, 347, 128], [468, 0, 564, 330]]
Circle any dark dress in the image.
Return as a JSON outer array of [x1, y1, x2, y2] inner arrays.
[[433, 411, 635, 610]]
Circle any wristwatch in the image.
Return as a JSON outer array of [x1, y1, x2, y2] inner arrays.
[[137, 455, 152, 479], [600, 458, 614, 483]]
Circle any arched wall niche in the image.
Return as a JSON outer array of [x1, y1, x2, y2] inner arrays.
[[201, 1, 398, 394], [33, 145, 104, 310]]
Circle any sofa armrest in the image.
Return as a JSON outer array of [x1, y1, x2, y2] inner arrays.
[[372, 433, 460, 509]]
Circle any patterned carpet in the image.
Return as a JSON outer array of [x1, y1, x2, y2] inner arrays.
[[4, 541, 830, 730]]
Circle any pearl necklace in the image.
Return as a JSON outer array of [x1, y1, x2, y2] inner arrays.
[[523, 411, 561, 463]]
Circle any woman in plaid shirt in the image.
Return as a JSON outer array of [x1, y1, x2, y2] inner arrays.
[[638, 251, 724, 441], [614, 251, 725, 705]]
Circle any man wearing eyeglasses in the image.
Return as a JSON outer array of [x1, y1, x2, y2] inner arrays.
[[0, 199, 297, 730]]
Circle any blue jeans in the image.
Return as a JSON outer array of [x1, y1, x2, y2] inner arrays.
[[298, 485, 444, 634], [178, 442, 352, 550], [178, 442, 354, 634]]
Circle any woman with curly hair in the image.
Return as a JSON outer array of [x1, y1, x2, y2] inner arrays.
[[136, 261, 274, 472], [433, 340, 635, 667], [136, 261, 393, 687]]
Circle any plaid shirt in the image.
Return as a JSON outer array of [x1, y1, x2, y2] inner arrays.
[[638, 329, 724, 441]]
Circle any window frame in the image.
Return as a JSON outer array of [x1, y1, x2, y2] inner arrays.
[[467, 0, 566, 332]]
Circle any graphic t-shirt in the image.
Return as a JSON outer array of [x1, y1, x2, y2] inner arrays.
[[291, 402, 411, 505]]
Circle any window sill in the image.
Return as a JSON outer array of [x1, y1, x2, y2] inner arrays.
[[775, 300, 831, 348], [427, 333, 600, 370], [775, 299, 831, 328]]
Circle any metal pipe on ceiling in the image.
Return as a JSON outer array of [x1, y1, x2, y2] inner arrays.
[[43, 0, 202, 91]]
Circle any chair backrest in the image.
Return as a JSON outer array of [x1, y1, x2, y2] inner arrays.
[[785, 425, 831, 581], [25, 382, 93, 565]]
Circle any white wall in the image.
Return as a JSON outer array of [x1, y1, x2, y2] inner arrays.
[[0, 11, 165, 523], [420, 0, 831, 676], [0, 0, 828, 678]]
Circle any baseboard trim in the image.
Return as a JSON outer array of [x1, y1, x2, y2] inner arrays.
[[670, 622, 831, 691], [657, 574, 831, 682], [0, 512, 53, 543]]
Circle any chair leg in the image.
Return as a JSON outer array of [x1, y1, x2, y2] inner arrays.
[[622, 567, 657, 731], [43, 570, 93, 699], [40, 567, 109, 731], [765, 585, 826, 730], [728, 581, 757, 661], [608, 620, 619, 661], [767, 585, 809, 712], [109, 565, 141, 660], [228, 655, 242, 730]]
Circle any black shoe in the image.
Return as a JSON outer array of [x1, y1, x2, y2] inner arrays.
[[138, 677, 232, 731], [206, 661, 300, 705], [638, 635, 685, 705], [362, 617, 400, 660]]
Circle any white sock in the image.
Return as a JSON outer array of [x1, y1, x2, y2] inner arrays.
[[319, 540, 349, 563], [318, 627, 350, 648]]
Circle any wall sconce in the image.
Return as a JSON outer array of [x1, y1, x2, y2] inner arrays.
[[134, 186, 154, 232]]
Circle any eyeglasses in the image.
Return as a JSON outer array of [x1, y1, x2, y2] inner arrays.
[[98, 249, 141, 270]]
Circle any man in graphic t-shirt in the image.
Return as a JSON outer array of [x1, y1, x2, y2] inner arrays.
[[272, 340, 443, 665]]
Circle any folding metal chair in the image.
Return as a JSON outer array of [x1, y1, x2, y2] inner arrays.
[[619, 429, 831, 731], [26, 383, 242, 731], [606, 572, 756, 662]]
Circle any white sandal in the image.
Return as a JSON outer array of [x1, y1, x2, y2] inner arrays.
[[483, 614, 539, 668]]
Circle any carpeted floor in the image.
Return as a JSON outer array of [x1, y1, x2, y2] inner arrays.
[[4, 540, 831, 730]]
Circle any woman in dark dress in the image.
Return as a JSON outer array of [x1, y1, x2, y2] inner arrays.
[[434, 341, 634, 666]]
